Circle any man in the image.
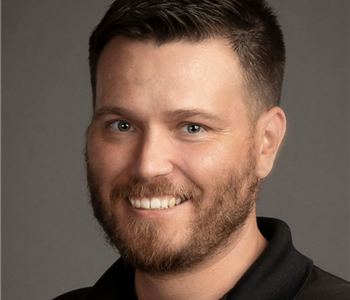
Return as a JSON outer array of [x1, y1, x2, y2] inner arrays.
[[54, 0, 349, 299]]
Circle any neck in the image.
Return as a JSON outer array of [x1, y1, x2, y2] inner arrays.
[[135, 214, 268, 300]]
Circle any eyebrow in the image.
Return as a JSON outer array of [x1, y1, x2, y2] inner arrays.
[[165, 109, 229, 125], [93, 106, 229, 125], [93, 106, 133, 119]]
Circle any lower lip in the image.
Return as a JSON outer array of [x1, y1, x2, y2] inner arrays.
[[123, 198, 188, 218]]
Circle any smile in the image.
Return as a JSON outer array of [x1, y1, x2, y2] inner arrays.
[[128, 196, 188, 210]]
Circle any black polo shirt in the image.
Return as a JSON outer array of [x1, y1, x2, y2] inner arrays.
[[53, 218, 350, 300]]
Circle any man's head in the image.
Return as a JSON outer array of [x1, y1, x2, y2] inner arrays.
[[86, 0, 286, 275]]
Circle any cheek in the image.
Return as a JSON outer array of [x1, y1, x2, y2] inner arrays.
[[178, 142, 237, 186], [87, 138, 132, 186]]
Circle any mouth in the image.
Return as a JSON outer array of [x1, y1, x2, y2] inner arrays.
[[127, 196, 188, 210]]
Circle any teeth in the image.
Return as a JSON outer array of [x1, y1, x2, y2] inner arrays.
[[135, 199, 141, 208], [141, 198, 150, 209], [129, 197, 185, 210], [151, 198, 160, 209], [168, 198, 175, 208], [161, 199, 169, 209]]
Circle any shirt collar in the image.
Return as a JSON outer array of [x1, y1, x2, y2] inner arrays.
[[221, 217, 313, 300]]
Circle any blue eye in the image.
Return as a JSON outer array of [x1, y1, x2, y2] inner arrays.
[[182, 124, 202, 134], [110, 120, 134, 132]]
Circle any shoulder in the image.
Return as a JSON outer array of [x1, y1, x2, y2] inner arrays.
[[52, 287, 92, 300], [297, 265, 350, 299], [51, 258, 136, 300]]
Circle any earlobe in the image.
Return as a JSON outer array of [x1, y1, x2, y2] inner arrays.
[[255, 107, 286, 178]]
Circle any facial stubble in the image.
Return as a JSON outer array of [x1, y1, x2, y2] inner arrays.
[[87, 146, 259, 275]]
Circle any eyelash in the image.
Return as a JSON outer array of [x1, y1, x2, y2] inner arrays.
[[107, 120, 208, 135], [108, 120, 135, 132], [180, 123, 205, 134]]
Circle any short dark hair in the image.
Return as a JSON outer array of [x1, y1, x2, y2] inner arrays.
[[89, 0, 285, 122]]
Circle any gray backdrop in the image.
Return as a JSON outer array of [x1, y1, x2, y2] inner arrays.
[[2, 1, 349, 300]]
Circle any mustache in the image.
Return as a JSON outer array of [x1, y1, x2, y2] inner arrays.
[[110, 178, 202, 201]]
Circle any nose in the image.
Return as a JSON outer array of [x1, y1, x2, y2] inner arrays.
[[132, 131, 174, 180]]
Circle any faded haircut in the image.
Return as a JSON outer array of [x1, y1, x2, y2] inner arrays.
[[89, 0, 285, 122]]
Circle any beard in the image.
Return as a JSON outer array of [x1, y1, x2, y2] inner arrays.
[[86, 146, 259, 275]]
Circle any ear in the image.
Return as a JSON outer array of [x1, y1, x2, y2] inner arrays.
[[255, 107, 286, 178]]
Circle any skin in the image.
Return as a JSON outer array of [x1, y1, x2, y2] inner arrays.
[[87, 37, 286, 300]]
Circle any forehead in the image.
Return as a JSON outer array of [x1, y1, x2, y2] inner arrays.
[[96, 37, 247, 118]]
